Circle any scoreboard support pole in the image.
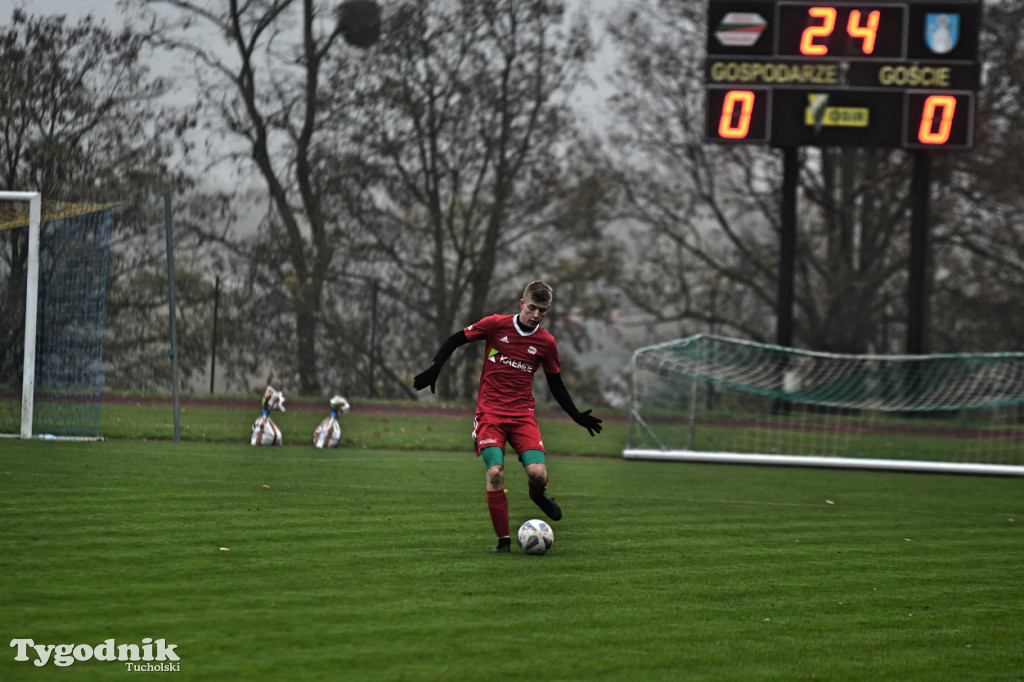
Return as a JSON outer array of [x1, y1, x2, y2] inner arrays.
[[777, 146, 798, 351], [773, 146, 799, 415], [906, 151, 931, 355]]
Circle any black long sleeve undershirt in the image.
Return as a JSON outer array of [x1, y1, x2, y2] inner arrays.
[[545, 371, 581, 420], [431, 330, 470, 368]]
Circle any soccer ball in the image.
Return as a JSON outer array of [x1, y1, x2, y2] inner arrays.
[[517, 519, 554, 555]]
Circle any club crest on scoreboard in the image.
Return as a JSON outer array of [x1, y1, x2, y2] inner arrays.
[[715, 12, 767, 48], [925, 13, 960, 55]]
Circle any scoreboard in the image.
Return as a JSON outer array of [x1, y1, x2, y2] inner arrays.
[[704, 0, 981, 148]]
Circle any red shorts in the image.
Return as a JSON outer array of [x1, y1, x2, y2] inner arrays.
[[472, 412, 545, 457]]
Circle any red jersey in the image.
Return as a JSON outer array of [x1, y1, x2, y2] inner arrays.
[[463, 314, 561, 416]]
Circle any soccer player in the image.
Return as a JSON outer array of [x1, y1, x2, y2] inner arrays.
[[413, 280, 603, 553]]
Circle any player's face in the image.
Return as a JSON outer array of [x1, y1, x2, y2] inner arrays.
[[518, 297, 550, 330]]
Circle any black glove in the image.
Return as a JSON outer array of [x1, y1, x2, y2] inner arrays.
[[573, 409, 603, 437], [413, 363, 440, 393]]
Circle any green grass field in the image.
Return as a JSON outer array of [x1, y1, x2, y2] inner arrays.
[[1, 402, 1022, 680]]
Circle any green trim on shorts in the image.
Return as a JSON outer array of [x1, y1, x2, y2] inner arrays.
[[520, 449, 545, 466], [481, 446, 504, 468], [481, 447, 545, 467]]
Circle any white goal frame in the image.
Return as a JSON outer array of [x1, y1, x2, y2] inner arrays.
[[1, 192, 42, 439], [2, 191, 114, 441], [624, 335, 1024, 478]]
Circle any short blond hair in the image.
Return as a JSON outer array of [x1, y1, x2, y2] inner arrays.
[[523, 280, 553, 305]]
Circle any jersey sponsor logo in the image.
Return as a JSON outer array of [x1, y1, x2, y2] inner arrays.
[[486, 347, 536, 373], [500, 336, 510, 343], [501, 355, 535, 372]]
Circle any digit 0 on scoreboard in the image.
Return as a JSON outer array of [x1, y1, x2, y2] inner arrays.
[[706, 87, 771, 143], [903, 91, 973, 149]]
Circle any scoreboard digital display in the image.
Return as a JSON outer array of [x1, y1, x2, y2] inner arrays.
[[705, 0, 981, 148]]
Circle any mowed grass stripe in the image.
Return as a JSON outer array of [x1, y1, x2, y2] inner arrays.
[[1, 438, 1021, 681]]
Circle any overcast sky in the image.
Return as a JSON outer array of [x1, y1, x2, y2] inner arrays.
[[3, 0, 123, 20]]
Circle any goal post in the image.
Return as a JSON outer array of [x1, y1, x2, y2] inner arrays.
[[0, 192, 42, 438], [0, 192, 116, 440], [625, 335, 1024, 477]]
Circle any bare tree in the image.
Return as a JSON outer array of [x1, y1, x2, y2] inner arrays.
[[322, 0, 599, 399], [924, 0, 1024, 351], [0, 10, 204, 391], [140, 0, 380, 395], [0, 10, 189, 197], [601, 1, 783, 344]]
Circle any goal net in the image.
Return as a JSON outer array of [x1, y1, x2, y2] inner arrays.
[[625, 335, 1024, 476], [0, 193, 116, 440]]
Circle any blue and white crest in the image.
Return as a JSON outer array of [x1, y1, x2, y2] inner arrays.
[[925, 13, 960, 55]]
